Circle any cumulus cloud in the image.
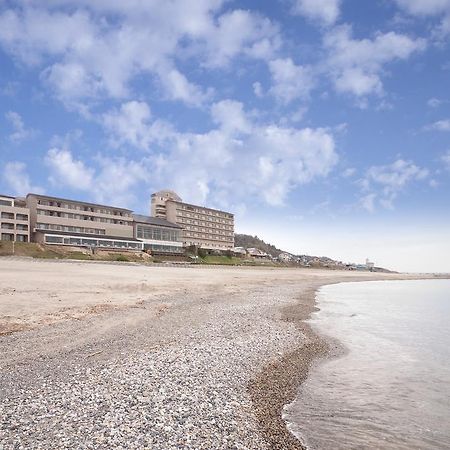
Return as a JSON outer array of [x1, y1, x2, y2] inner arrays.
[[324, 25, 426, 98], [152, 100, 338, 207], [394, 0, 450, 16], [5, 111, 34, 143], [359, 159, 428, 211], [44, 147, 148, 207], [393, 0, 450, 38], [292, 0, 341, 25], [0, 2, 280, 108], [102, 101, 173, 150], [426, 119, 450, 131], [268, 58, 315, 104], [3, 161, 43, 195]]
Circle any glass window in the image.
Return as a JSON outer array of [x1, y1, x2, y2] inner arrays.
[[45, 235, 63, 244], [0, 199, 12, 206]]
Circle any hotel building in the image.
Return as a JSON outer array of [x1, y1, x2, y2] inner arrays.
[[133, 214, 183, 254], [26, 193, 143, 251], [151, 190, 234, 250], [0, 195, 30, 243]]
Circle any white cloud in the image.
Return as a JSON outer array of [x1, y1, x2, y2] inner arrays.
[[3, 161, 43, 195], [268, 58, 315, 104], [102, 101, 173, 150], [0, 2, 281, 108], [324, 25, 426, 98], [253, 81, 263, 98], [394, 0, 450, 38], [203, 9, 280, 68], [426, 119, 450, 131], [427, 97, 443, 108], [5, 111, 34, 143], [44, 147, 148, 207], [210, 99, 251, 133], [359, 159, 428, 211], [342, 167, 356, 177], [292, 0, 341, 25], [394, 0, 450, 16], [45, 148, 94, 189], [154, 101, 338, 207], [442, 150, 450, 169]]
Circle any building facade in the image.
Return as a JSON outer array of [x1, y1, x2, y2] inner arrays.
[[151, 190, 234, 250], [133, 214, 183, 254], [0, 195, 30, 243], [26, 194, 142, 251]]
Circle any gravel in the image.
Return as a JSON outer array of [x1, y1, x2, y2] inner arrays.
[[0, 284, 306, 449]]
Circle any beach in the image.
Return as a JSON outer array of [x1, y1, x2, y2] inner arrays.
[[0, 258, 439, 449]]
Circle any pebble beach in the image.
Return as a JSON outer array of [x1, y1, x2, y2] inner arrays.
[[0, 258, 435, 449]]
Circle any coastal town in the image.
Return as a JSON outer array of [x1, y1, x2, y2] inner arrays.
[[0, 189, 378, 271]]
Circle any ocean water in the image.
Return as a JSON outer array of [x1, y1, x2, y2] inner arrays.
[[284, 279, 450, 450]]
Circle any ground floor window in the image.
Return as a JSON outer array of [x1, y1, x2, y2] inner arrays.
[[44, 234, 143, 250], [1, 233, 14, 241], [144, 243, 183, 253]]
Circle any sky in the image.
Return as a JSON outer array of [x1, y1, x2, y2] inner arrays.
[[0, 0, 449, 273]]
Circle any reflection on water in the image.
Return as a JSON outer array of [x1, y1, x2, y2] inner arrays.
[[284, 280, 450, 450]]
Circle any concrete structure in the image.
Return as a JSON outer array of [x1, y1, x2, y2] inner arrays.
[[133, 214, 183, 254], [0, 195, 30, 243], [151, 190, 234, 250], [26, 193, 142, 251]]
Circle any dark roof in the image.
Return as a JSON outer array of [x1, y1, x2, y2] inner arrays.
[[35, 229, 142, 242], [27, 193, 133, 212], [0, 194, 15, 199], [132, 214, 182, 229]]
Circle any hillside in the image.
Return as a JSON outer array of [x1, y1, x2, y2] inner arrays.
[[234, 234, 284, 257]]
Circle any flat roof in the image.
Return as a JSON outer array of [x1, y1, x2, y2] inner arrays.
[[0, 194, 15, 199], [36, 229, 142, 242], [27, 193, 133, 212], [167, 199, 234, 217], [133, 214, 182, 229]]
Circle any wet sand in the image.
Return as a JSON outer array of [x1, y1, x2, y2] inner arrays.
[[0, 257, 442, 448]]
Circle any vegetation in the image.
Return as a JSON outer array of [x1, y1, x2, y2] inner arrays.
[[234, 233, 284, 257]]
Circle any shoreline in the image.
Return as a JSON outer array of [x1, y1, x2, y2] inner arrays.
[[248, 285, 330, 449], [1, 259, 448, 448], [248, 277, 450, 449]]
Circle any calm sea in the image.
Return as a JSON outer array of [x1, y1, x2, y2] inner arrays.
[[284, 279, 450, 450]]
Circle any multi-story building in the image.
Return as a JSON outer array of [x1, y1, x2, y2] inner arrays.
[[151, 190, 234, 250], [133, 214, 183, 254], [0, 195, 30, 243], [26, 193, 143, 251]]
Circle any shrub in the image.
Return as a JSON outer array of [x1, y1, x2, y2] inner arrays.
[[115, 254, 128, 262]]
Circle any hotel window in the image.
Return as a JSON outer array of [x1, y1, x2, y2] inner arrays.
[[0, 199, 12, 206]]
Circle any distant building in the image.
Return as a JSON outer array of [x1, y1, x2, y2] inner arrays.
[[26, 193, 142, 251], [0, 194, 30, 243], [233, 246, 247, 256], [151, 190, 234, 250], [278, 252, 294, 262], [366, 258, 375, 271], [133, 214, 183, 254], [247, 247, 269, 258]]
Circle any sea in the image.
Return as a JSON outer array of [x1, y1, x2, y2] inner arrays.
[[283, 279, 450, 450]]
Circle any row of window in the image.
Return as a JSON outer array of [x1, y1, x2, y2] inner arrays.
[[0, 233, 28, 242], [44, 235, 142, 250], [0, 199, 13, 207], [1, 223, 28, 231], [37, 223, 107, 235], [143, 243, 183, 253], [136, 225, 180, 242], [179, 204, 232, 219], [179, 218, 233, 230], [177, 212, 233, 224], [0, 212, 29, 221], [37, 209, 131, 226], [37, 199, 131, 217]]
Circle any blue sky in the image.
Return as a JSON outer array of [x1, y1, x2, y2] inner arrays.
[[1, 0, 449, 272]]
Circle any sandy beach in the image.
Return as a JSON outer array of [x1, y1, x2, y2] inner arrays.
[[0, 258, 440, 449]]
